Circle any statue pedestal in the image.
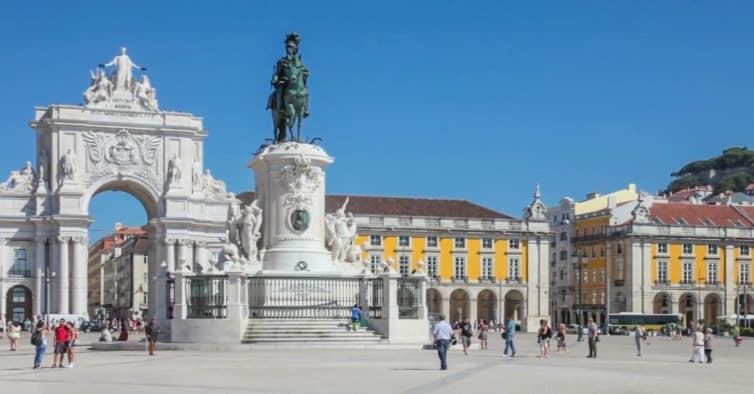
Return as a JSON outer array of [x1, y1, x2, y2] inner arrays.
[[249, 142, 336, 274]]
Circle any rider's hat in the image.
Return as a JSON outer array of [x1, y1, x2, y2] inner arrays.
[[285, 32, 301, 47]]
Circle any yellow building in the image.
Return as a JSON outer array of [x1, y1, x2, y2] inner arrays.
[[605, 197, 754, 325], [327, 190, 552, 332]]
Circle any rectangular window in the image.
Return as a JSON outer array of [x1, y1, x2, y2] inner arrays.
[[600, 246, 605, 258], [426, 236, 438, 248], [740, 245, 750, 256], [11, 248, 27, 276], [482, 238, 493, 249], [707, 262, 718, 284], [683, 243, 693, 255], [454, 257, 466, 279], [657, 243, 668, 254], [426, 256, 438, 278], [657, 261, 668, 284], [560, 250, 567, 261], [707, 244, 718, 255], [454, 237, 466, 249], [600, 269, 605, 283], [560, 232, 568, 241], [399, 255, 410, 276], [682, 261, 693, 284], [617, 261, 624, 280], [583, 270, 588, 284], [398, 236, 410, 247], [592, 270, 597, 283], [370, 255, 381, 274], [740, 263, 751, 284], [508, 257, 520, 280], [370, 235, 382, 246], [509, 239, 520, 250], [142, 293, 148, 304], [481, 257, 493, 280]]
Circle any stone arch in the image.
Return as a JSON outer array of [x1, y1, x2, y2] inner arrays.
[[653, 292, 672, 314], [6, 285, 32, 322], [679, 293, 696, 324], [449, 288, 470, 323], [504, 290, 524, 323], [426, 288, 442, 319], [83, 175, 161, 219], [704, 293, 721, 325], [476, 289, 497, 323]]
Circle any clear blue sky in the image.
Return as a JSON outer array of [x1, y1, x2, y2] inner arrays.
[[1, 1, 753, 239]]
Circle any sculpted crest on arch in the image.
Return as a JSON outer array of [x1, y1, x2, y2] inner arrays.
[[82, 128, 163, 192]]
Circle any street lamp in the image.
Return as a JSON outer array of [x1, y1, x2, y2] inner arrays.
[[43, 271, 56, 326], [573, 249, 589, 341]]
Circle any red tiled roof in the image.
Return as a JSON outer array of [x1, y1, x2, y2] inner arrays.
[[667, 186, 713, 203], [132, 238, 150, 254], [649, 203, 753, 227], [237, 192, 513, 220]]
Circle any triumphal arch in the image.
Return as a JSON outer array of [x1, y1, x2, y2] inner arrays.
[[0, 47, 233, 330]]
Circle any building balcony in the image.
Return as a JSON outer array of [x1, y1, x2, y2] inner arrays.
[[478, 277, 496, 284], [704, 280, 723, 288], [678, 280, 696, 288], [451, 276, 468, 283], [654, 280, 671, 287], [613, 279, 625, 287], [737, 281, 753, 288], [505, 277, 523, 284]]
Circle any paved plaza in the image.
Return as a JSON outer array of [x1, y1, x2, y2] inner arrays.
[[1, 332, 753, 393]]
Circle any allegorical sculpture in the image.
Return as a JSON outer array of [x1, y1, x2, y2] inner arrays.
[[226, 198, 263, 265], [83, 47, 158, 112], [267, 32, 310, 143], [0, 161, 36, 192], [325, 197, 360, 263], [100, 47, 147, 91]]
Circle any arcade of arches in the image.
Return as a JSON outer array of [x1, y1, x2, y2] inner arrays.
[[426, 287, 526, 327]]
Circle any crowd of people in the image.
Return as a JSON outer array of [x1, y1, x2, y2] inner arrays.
[[431, 315, 744, 370]]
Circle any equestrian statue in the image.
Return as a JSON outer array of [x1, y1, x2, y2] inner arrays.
[[267, 32, 310, 143]]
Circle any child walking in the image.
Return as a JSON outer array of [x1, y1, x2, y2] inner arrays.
[[556, 323, 568, 353]]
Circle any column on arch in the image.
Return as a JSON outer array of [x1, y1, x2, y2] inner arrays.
[[0, 238, 6, 323], [34, 239, 45, 316], [57, 236, 70, 314], [164, 238, 176, 272], [70, 237, 88, 315]]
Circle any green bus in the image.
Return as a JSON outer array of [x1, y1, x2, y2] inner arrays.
[[607, 313, 682, 334]]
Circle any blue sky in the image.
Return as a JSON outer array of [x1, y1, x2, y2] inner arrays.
[[1, 1, 753, 239]]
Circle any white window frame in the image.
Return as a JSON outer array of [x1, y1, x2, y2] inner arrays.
[[682, 243, 693, 255], [482, 238, 493, 249], [707, 244, 718, 256], [426, 256, 438, 278], [508, 257, 520, 280], [657, 243, 668, 254], [740, 245, 750, 257], [454, 237, 466, 249], [370, 255, 382, 274], [481, 257, 493, 280], [426, 236, 438, 248], [682, 261, 694, 284], [398, 255, 410, 276], [454, 256, 466, 279], [509, 239, 520, 250], [707, 262, 718, 284], [370, 235, 382, 247], [398, 236, 410, 247], [657, 261, 668, 284], [740, 263, 751, 284]]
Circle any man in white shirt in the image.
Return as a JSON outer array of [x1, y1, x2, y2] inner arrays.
[[432, 314, 453, 370], [689, 325, 706, 363]]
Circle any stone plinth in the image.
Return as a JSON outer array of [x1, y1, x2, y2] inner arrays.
[[249, 142, 335, 274]]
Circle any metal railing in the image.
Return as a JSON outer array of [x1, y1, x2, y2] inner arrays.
[[7, 269, 31, 278], [397, 277, 421, 319], [248, 276, 383, 319], [186, 276, 228, 319]]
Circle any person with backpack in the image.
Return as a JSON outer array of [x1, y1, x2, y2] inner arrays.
[[537, 319, 552, 358], [31, 321, 48, 369], [350, 304, 361, 331]]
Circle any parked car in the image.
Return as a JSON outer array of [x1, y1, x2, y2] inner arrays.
[[566, 324, 579, 334], [79, 320, 107, 333]]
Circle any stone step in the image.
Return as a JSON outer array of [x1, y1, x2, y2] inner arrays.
[[243, 332, 380, 338], [242, 337, 386, 343], [246, 329, 375, 335]]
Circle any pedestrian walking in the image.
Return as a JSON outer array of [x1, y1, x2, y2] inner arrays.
[[478, 320, 489, 350], [145, 319, 160, 356], [65, 322, 77, 368], [556, 323, 568, 353], [459, 317, 473, 356], [731, 325, 741, 347], [586, 318, 599, 358], [703, 328, 713, 363], [8, 322, 21, 351], [537, 319, 552, 358], [431, 314, 453, 370], [350, 304, 361, 331], [634, 324, 647, 356], [689, 325, 706, 363], [503, 315, 516, 357], [52, 319, 68, 368], [31, 321, 48, 369]]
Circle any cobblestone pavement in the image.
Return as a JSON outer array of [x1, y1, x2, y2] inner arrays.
[[1, 332, 752, 393]]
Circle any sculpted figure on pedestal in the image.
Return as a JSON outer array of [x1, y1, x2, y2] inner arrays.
[[267, 32, 310, 142], [191, 160, 202, 192], [83, 68, 113, 104], [38, 149, 49, 189], [167, 154, 182, 185], [203, 169, 228, 198], [240, 200, 263, 262], [133, 75, 159, 111], [325, 197, 359, 263], [99, 47, 147, 92], [0, 161, 35, 192], [60, 149, 76, 183]]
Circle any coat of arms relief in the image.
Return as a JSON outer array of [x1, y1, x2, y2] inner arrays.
[[82, 129, 162, 191]]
